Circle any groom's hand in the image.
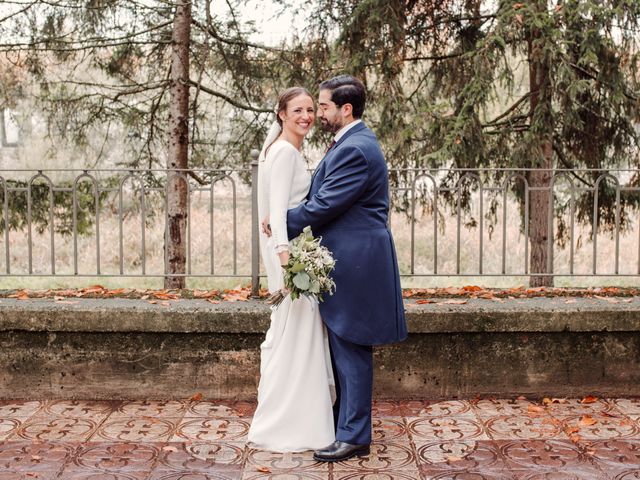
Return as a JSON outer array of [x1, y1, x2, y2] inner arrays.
[[261, 216, 272, 237]]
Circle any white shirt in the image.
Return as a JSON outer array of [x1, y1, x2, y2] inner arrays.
[[334, 119, 362, 143]]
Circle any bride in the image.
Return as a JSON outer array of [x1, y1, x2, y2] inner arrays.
[[247, 87, 336, 452]]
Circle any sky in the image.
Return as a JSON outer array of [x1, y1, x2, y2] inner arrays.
[[217, 0, 306, 46]]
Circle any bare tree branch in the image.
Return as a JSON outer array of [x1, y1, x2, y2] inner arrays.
[[187, 79, 272, 113]]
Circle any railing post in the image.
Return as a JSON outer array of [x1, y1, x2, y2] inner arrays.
[[250, 149, 260, 298]]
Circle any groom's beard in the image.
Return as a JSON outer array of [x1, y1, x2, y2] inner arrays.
[[319, 117, 343, 133]]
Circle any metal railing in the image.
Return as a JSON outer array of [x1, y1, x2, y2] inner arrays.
[[0, 157, 638, 291]]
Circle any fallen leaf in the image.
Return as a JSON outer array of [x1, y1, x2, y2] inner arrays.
[[207, 299, 221, 304], [446, 455, 464, 462], [569, 433, 582, 443], [600, 411, 619, 418], [415, 299, 436, 304], [594, 295, 619, 303], [442, 299, 467, 305], [581, 396, 598, 404], [193, 289, 219, 299], [154, 291, 180, 300], [462, 285, 483, 292], [579, 415, 598, 426], [257, 466, 271, 473], [565, 426, 580, 435], [527, 405, 545, 414], [191, 392, 203, 402], [443, 287, 464, 295]]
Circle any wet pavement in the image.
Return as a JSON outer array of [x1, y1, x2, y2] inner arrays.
[[1, 397, 639, 479]]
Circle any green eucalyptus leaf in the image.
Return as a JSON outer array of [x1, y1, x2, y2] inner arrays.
[[293, 272, 310, 290]]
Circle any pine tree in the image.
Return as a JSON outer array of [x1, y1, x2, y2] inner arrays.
[[305, 0, 640, 285]]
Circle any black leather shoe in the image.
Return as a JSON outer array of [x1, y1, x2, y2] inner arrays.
[[313, 441, 371, 462]]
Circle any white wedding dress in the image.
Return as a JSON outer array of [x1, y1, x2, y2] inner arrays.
[[247, 138, 336, 452]]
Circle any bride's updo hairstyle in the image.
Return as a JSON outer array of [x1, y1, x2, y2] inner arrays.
[[275, 86, 313, 126]]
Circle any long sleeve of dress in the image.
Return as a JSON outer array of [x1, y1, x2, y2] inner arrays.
[[269, 146, 298, 252]]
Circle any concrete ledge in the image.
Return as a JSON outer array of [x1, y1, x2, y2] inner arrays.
[[1, 297, 639, 400]]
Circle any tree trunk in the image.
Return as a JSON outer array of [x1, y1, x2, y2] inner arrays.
[[527, 2, 554, 288], [165, 0, 191, 289]]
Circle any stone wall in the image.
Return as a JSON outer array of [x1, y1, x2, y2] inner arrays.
[[1, 297, 639, 400]]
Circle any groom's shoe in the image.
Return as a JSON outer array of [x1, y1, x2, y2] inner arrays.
[[313, 441, 370, 462]]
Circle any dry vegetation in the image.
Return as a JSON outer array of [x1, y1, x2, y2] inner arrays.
[[0, 175, 638, 291]]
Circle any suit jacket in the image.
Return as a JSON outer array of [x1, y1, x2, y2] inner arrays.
[[287, 122, 407, 346]]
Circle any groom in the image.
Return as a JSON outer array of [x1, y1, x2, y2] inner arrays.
[[286, 75, 407, 461]]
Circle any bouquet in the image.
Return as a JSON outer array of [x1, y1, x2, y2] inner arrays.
[[267, 226, 336, 307]]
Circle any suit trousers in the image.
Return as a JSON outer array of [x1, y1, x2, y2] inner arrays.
[[327, 327, 373, 445]]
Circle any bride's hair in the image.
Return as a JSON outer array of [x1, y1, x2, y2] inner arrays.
[[276, 86, 313, 127]]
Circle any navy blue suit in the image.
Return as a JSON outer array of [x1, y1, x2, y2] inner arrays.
[[287, 122, 407, 444]]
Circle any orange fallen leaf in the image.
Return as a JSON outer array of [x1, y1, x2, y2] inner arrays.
[[579, 415, 598, 426], [581, 396, 598, 404], [527, 405, 545, 414], [154, 292, 180, 300], [565, 426, 580, 435], [257, 466, 271, 473], [462, 285, 483, 292], [207, 299, 221, 304], [569, 433, 582, 443], [446, 455, 464, 462], [191, 392, 203, 402], [415, 299, 436, 304], [106, 288, 129, 296], [193, 289, 219, 299]]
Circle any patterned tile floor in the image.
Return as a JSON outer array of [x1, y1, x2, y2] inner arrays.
[[1, 398, 639, 479]]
